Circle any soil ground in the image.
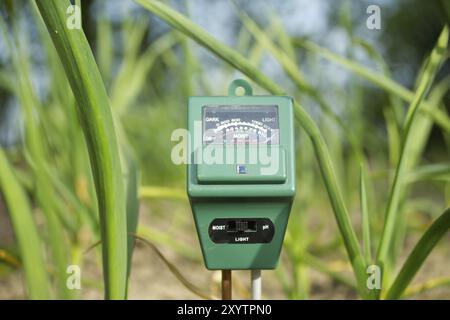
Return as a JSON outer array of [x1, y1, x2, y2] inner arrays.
[[0, 201, 449, 300]]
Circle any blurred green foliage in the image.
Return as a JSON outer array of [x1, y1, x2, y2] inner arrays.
[[0, 0, 449, 299]]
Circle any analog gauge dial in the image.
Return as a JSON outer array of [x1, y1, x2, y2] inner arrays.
[[203, 105, 279, 145]]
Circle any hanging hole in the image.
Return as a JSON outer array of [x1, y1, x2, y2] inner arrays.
[[235, 86, 246, 96], [228, 79, 253, 96]]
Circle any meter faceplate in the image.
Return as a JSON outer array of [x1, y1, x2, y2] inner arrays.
[[188, 96, 295, 198]]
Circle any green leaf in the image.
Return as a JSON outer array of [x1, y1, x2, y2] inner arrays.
[[377, 26, 449, 265], [110, 31, 178, 113], [406, 163, 450, 183], [268, 14, 296, 60], [233, 5, 310, 91], [35, 0, 128, 299], [419, 75, 450, 136], [124, 155, 140, 297], [0, 149, 51, 299], [293, 37, 450, 134], [96, 17, 114, 85], [360, 164, 372, 264], [1, 10, 72, 298], [294, 38, 412, 100], [385, 207, 450, 299]]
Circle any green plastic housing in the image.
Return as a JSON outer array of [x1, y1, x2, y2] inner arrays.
[[187, 81, 296, 270]]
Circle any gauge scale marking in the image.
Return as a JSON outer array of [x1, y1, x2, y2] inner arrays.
[[203, 105, 279, 145]]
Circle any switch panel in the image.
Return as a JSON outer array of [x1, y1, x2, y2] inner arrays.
[[209, 218, 274, 244]]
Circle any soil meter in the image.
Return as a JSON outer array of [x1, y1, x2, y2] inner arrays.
[[187, 79, 296, 270]]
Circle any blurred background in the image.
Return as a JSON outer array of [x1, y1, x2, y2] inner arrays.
[[0, 0, 449, 299]]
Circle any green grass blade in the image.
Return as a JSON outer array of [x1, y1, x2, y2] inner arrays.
[[383, 107, 401, 166], [293, 38, 450, 134], [384, 45, 450, 273], [406, 163, 450, 183], [402, 28, 449, 138], [97, 17, 114, 85], [294, 38, 412, 100], [420, 104, 450, 134], [234, 6, 310, 91], [31, 2, 88, 207], [418, 75, 450, 136], [36, 0, 127, 299], [111, 32, 178, 113], [135, 0, 367, 296], [125, 155, 140, 297], [269, 14, 296, 60], [112, 111, 141, 297], [360, 164, 372, 263], [135, 0, 281, 93], [377, 26, 449, 265], [0, 149, 51, 299], [385, 207, 450, 299], [3, 12, 72, 298], [352, 37, 405, 165]]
